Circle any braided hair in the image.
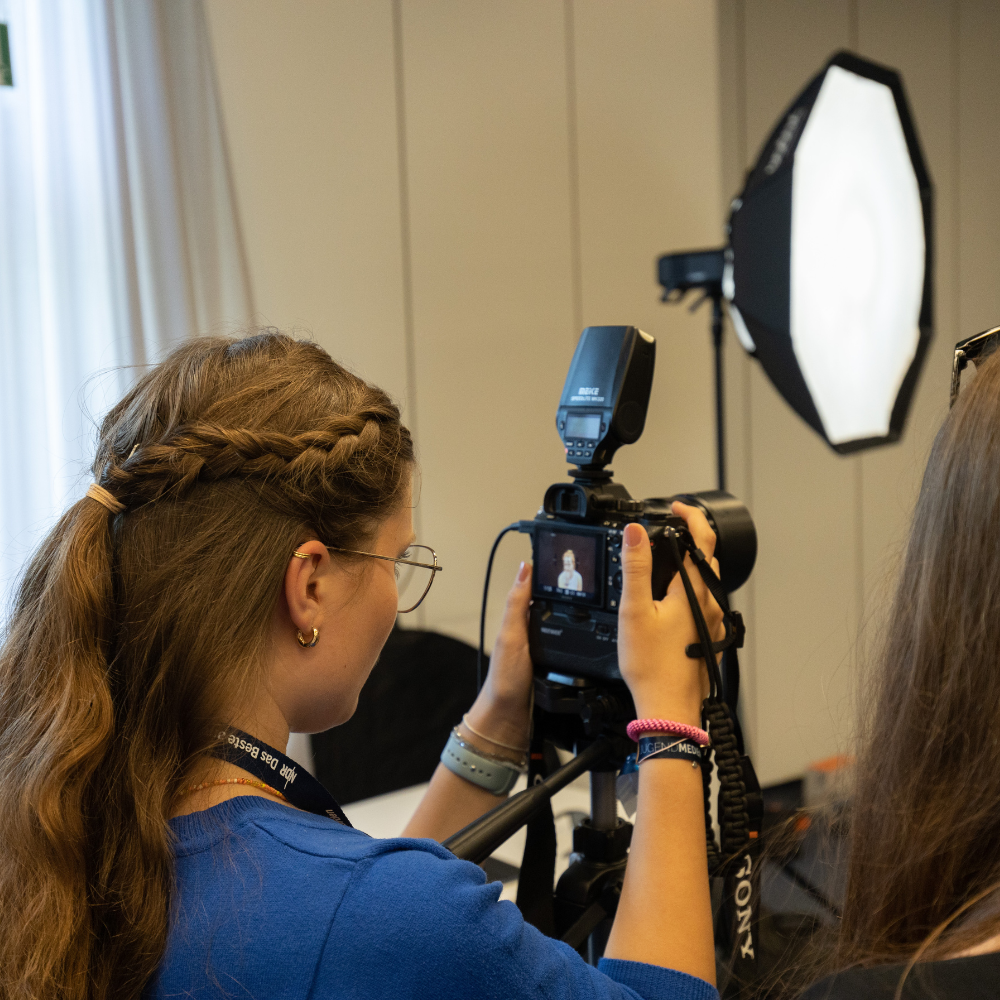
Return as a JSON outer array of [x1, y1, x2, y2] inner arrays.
[[0, 331, 414, 1000]]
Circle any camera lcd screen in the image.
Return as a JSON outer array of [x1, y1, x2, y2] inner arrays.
[[565, 413, 601, 439], [536, 530, 601, 605]]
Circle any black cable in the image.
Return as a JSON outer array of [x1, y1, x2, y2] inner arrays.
[[478, 524, 521, 692], [777, 861, 842, 921]]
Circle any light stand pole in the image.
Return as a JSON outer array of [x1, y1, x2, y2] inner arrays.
[[710, 291, 725, 492], [657, 249, 728, 492]]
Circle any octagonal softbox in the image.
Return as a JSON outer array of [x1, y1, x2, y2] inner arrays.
[[724, 51, 933, 452]]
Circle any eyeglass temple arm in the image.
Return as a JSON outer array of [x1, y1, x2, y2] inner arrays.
[[395, 557, 442, 571], [326, 546, 441, 572]]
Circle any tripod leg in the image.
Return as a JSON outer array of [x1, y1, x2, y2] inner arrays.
[[516, 797, 556, 935], [587, 771, 618, 963], [515, 730, 558, 935]]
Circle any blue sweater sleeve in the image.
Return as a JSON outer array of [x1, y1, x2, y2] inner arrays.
[[314, 838, 718, 1000]]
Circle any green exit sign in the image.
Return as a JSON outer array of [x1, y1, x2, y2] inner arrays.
[[1, 24, 12, 87]]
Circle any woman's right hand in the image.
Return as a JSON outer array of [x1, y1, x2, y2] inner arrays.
[[605, 500, 723, 983], [616, 502, 724, 727]]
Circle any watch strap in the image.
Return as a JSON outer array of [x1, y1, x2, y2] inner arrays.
[[441, 730, 521, 795]]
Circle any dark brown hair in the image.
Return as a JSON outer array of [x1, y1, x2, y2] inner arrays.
[[0, 331, 413, 999], [837, 347, 1000, 968]]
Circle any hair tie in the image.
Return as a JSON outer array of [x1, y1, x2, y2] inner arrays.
[[86, 483, 125, 515]]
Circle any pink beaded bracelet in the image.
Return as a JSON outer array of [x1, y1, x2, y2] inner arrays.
[[626, 719, 710, 746]]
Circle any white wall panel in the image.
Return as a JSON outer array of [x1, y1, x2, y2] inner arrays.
[[572, 0, 724, 502], [958, 1, 1000, 337], [723, 0, 860, 784], [204, 0, 409, 402], [854, 0, 957, 696], [398, 0, 575, 643]]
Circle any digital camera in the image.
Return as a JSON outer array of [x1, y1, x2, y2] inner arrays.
[[520, 326, 757, 683]]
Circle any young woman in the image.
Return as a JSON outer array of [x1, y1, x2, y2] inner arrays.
[[802, 336, 1000, 998], [0, 331, 726, 1000]]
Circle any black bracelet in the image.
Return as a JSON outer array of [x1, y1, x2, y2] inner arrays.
[[637, 735, 706, 766]]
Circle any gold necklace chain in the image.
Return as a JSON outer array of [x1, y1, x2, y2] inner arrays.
[[175, 776, 287, 803]]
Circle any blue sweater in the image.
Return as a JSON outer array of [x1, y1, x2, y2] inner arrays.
[[150, 796, 718, 1000]]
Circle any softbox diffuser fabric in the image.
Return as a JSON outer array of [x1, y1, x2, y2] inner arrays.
[[725, 51, 933, 453]]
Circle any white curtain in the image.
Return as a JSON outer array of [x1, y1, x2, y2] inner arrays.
[[0, 0, 253, 603]]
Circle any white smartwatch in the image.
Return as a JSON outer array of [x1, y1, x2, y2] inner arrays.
[[440, 730, 523, 795]]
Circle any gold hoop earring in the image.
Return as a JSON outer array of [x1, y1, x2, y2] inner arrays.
[[296, 627, 319, 648]]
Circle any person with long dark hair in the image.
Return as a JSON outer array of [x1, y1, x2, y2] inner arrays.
[[803, 333, 1000, 998], [0, 331, 725, 1000]]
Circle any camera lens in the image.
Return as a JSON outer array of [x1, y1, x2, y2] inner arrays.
[[664, 490, 757, 594]]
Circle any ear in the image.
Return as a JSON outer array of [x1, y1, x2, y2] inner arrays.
[[283, 539, 331, 635]]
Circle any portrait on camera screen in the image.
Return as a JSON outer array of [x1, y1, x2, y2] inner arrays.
[[537, 531, 598, 601]]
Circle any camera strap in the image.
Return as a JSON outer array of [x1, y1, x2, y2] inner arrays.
[[719, 763, 763, 999], [209, 726, 352, 826], [665, 531, 763, 998], [682, 547, 745, 662]]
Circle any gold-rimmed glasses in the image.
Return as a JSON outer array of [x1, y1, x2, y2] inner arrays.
[[324, 544, 442, 613]]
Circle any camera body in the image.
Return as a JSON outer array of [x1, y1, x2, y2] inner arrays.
[[524, 483, 753, 682], [522, 325, 756, 684]]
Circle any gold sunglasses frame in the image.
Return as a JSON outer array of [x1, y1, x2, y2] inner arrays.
[[951, 326, 1000, 408]]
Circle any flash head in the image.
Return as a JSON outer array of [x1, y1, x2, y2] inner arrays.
[[557, 326, 655, 474], [658, 249, 725, 301]]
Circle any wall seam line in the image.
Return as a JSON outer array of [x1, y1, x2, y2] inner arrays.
[[564, 0, 583, 338], [391, 0, 423, 627], [392, 0, 417, 443], [951, 0, 961, 340]]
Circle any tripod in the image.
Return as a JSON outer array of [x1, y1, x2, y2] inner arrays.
[[444, 674, 634, 960], [449, 577, 763, 995]]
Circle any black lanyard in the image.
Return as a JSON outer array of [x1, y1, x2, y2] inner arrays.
[[209, 726, 352, 827]]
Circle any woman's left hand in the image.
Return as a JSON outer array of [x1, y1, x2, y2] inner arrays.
[[464, 561, 533, 756]]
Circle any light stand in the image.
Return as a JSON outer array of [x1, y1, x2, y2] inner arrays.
[[658, 249, 728, 491]]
